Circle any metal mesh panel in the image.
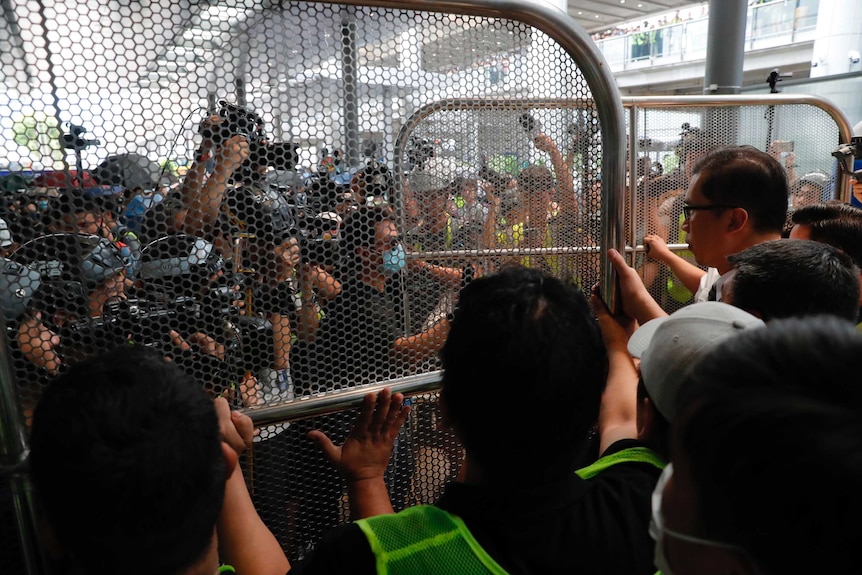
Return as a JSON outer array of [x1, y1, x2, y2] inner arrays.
[[0, 0, 610, 566], [400, 101, 603, 296], [625, 100, 846, 313]]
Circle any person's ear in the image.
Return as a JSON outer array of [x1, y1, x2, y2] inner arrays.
[[220, 442, 239, 479], [727, 207, 749, 232]]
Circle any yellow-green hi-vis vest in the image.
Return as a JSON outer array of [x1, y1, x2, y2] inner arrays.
[[666, 212, 694, 303], [356, 505, 510, 575], [355, 447, 664, 575], [575, 446, 665, 479]]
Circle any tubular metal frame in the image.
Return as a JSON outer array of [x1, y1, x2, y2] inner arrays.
[[623, 93, 853, 263], [0, 3, 623, 573], [2, 1, 854, 569], [253, 93, 853, 419]]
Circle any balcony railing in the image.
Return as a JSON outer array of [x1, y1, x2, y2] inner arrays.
[[594, 0, 819, 71]]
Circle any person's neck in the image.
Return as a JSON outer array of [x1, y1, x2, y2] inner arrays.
[[716, 230, 782, 275], [185, 533, 220, 575]]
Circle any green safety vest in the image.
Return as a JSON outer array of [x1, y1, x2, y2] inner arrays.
[[666, 212, 694, 303], [356, 447, 664, 575], [575, 446, 665, 479]]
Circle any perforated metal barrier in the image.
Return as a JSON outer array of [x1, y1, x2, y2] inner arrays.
[[0, 0, 853, 570], [0, 1, 624, 571], [623, 95, 852, 314]]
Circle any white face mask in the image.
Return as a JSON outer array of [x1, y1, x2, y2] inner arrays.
[[650, 463, 752, 575]]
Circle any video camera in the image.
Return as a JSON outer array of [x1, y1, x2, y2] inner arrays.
[[200, 100, 299, 170], [60, 296, 202, 346], [832, 136, 862, 178], [60, 123, 100, 151]]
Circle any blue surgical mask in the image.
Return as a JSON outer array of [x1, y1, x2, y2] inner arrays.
[[381, 243, 406, 274]]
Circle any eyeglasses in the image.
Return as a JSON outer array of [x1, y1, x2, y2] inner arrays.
[[682, 204, 737, 221]]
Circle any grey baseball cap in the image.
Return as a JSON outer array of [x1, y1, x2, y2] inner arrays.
[[627, 302, 765, 421]]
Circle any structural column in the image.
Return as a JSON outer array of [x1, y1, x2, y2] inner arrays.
[[703, 0, 747, 94]]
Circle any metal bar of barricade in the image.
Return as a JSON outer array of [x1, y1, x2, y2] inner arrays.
[[627, 243, 690, 254], [244, 370, 444, 427], [407, 246, 602, 258], [376, 0, 626, 310], [628, 103, 639, 266], [0, 320, 44, 573], [395, 96, 625, 304], [623, 94, 854, 203]]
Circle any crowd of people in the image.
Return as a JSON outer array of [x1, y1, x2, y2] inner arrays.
[[0, 102, 603, 565], [5, 98, 862, 574], [590, 8, 701, 43]]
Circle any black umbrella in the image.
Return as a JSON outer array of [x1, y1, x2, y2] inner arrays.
[[92, 153, 177, 190]]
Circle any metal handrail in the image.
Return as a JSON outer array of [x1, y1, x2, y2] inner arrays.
[[624, 94, 854, 202], [246, 370, 444, 426]]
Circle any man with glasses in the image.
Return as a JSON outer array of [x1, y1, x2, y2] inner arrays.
[[622, 146, 788, 323]]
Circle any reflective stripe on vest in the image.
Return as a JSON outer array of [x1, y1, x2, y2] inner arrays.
[[356, 505, 510, 575], [575, 446, 665, 480]]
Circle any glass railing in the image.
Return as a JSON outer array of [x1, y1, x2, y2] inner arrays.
[[594, 0, 819, 71]]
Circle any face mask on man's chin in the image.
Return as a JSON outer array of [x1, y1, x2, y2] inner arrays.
[[380, 244, 406, 274]]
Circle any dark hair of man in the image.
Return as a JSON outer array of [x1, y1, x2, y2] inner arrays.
[[338, 205, 395, 270], [725, 239, 860, 322], [692, 145, 788, 233], [791, 202, 862, 268], [674, 316, 862, 575], [29, 345, 225, 575], [440, 266, 607, 483]]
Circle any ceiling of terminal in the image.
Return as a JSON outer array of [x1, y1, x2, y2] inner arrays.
[[567, 0, 704, 32], [1, 0, 707, 96]]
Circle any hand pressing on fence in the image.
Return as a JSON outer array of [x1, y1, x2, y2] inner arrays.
[[643, 234, 673, 263], [309, 388, 412, 519], [609, 248, 667, 325], [590, 289, 639, 455], [215, 396, 291, 575]]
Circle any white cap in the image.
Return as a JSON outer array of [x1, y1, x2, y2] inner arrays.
[[627, 302, 765, 421]]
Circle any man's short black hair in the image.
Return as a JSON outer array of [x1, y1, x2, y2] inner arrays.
[[675, 316, 862, 575], [692, 145, 788, 234], [440, 266, 607, 482], [725, 239, 860, 322], [791, 202, 862, 268], [29, 346, 225, 575]]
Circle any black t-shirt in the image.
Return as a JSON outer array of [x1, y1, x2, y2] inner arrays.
[[289, 439, 661, 575], [253, 280, 300, 319], [292, 274, 402, 394]]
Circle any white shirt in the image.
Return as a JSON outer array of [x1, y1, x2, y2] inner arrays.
[[694, 267, 723, 302]]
